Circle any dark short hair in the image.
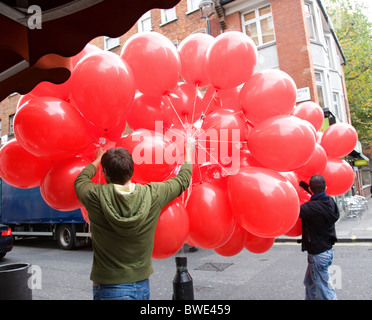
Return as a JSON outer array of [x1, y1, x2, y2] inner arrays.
[[101, 148, 134, 185], [309, 174, 326, 194]]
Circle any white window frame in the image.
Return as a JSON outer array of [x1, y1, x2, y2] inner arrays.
[[187, 0, 200, 14], [324, 35, 336, 70], [138, 11, 152, 32], [315, 71, 326, 108], [241, 4, 275, 47], [161, 7, 177, 25], [305, 1, 324, 43], [304, 2, 317, 40], [332, 91, 344, 121], [9, 114, 15, 135], [103, 36, 120, 51]]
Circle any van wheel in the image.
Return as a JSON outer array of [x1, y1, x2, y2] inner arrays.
[[56, 224, 75, 250]]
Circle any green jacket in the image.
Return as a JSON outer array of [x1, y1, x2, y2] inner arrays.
[[74, 162, 192, 285]]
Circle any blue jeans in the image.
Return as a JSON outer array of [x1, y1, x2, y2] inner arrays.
[[304, 249, 337, 300], [93, 279, 150, 300]]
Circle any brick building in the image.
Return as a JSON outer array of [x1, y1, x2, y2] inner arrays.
[[1, 0, 369, 195], [0, 0, 350, 141], [91, 0, 350, 124]]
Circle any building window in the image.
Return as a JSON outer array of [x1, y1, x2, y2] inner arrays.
[[172, 39, 179, 48], [332, 92, 342, 120], [305, 2, 318, 41], [315, 71, 325, 108], [104, 36, 120, 50], [9, 114, 15, 136], [324, 36, 336, 69], [187, 0, 200, 13], [242, 4, 275, 47], [138, 11, 152, 32], [161, 7, 177, 24]]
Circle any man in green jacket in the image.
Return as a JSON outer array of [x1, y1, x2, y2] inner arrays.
[[74, 139, 194, 300]]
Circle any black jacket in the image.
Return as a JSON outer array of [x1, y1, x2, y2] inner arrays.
[[300, 192, 340, 254]]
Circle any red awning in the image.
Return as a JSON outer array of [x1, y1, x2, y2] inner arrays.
[[0, 0, 181, 102]]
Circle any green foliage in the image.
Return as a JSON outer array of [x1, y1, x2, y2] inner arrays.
[[325, 0, 372, 148]]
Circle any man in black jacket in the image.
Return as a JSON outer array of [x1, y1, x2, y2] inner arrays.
[[300, 174, 339, 300]]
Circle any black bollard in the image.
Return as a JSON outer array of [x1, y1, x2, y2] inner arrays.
[[0, 263, 32, 300], [172, 256, 194, 300]]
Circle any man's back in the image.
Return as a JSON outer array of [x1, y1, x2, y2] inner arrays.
[[300, 192, 340, 254], [75, 162, 192, 285]]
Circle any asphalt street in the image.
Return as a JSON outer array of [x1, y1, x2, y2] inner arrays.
[[1, 238, 371, 300], [1, 197, 372, 301]]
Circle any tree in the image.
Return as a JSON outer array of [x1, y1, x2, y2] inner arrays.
[[325, 0, 372, 149]]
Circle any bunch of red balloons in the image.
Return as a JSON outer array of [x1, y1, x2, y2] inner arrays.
[[0, 31, 358, 259]]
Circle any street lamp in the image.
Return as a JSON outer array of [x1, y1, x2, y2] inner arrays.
[[198, 0, 215, 35]]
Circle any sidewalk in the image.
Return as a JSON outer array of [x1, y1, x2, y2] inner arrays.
[[335, 196, 372, 241], [278, 196, 372, 242]]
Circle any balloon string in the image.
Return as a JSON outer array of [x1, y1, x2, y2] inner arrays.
[[197, 156, 203, 183], [196, 141, 230, 176], [197, 139, 243, 144], [166, 127, 186, 140], [191, 83, 199, 125], [239, 110, 255, 128], [196, 111, 245, 135], [165, 94, 185, 129], [202, 88, 217, 116], [184, 175, 192, 207]]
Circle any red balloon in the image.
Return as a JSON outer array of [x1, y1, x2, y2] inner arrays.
[[80, 206, 90, 224], [29, 79, 72, 102], [191, 162, 228, 189], [320, 123, 358, 158], [71, 43, 101, 68], [211, 85, 242, 112], [284, 218, 302, 237], [14, 97, 92, 159], [228, 167, 300, 238], [278, 171, 300, 190], [239, 149, 264, 168], [240, 69, 297, 125], [127, 93, 173, 131], [295, 143, 327, 178], [71, 50, 135, 130], [244, 232, 275, 254], [40, 157, 91, 211], [200, 108, 249, 168], [103, 123, 127, 143], [0, 139, 51, 188], [248, 115, 316, 171], [121, 32, 181, 96], [166, 82, 203, 125], [116, 129, 178, 184], [186, 182, 235, 249], [178, 33, 214, 87], [214, 223, 247, 257], [16, 94, 33, 111], [297, 188, 311, 204], [152, 198, 189, 259], [206, 31, 257, 90], [292, 101, 324, 132], [320, 157, 355, 196]]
